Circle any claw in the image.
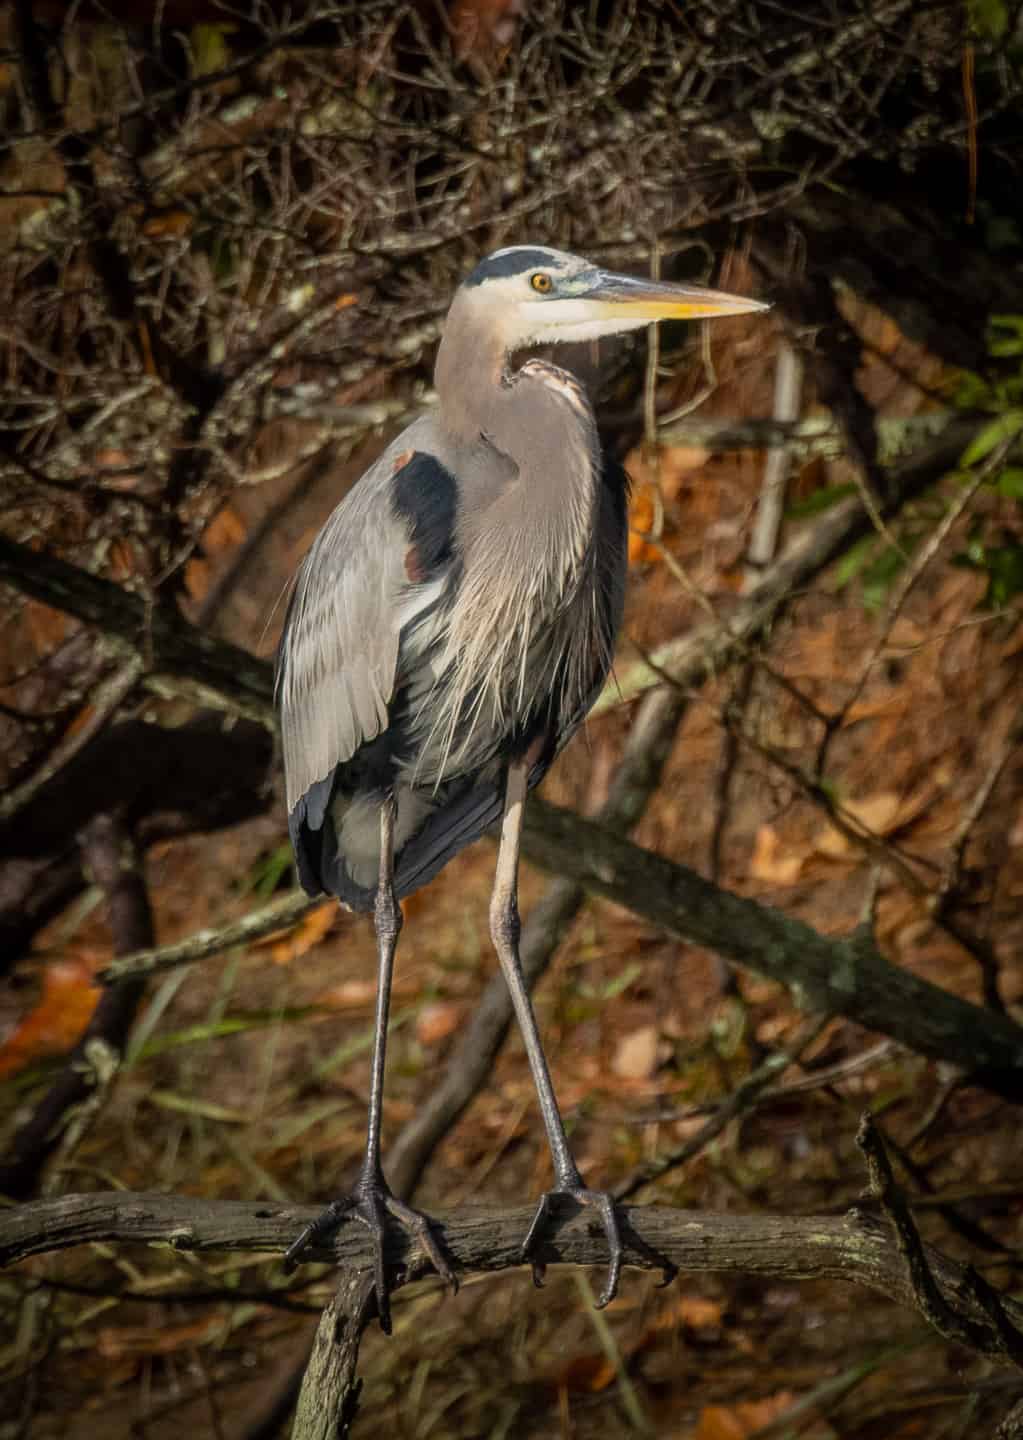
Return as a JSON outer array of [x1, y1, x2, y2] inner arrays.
[[520, 1184, 674, 1306], [284, 1171, 455, 1334], [521, 1183, 624, 1305]]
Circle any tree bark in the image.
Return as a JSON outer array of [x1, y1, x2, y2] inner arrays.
[[4, 1190, 1023, 1369], [522, 798, 1023, 1101]]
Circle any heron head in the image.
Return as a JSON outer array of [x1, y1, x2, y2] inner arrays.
[[457, 245, 769, 350]]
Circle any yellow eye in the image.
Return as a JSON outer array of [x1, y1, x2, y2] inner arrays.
[[530, 272, 553, 294]]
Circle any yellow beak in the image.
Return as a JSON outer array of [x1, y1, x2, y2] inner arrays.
[[586, 271, 770, 321]]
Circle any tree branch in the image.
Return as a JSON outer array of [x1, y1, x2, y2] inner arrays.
[[520, 798, 1023, 1101], [0, 535, 274, 726], [3, 1191, 1023, 1371], [291, 1273, 376, 1440]]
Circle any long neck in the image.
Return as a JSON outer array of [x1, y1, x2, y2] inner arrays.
[[434, 291, 599, 499], [424, 299, 615, 775], [434, 290, 507, 443]]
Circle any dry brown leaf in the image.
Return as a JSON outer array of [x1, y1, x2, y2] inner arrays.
[[652, 1293, 725, 1332], [0, 957, 100, 1079], [203, 503, 247, 554], [96, 1313, 226, 1358], [450, 0, 522, 59], [107, 538, 137, 581], [141, 210, 193, 239], [628, 483, 661, 565], [24, 598, 68, 654], [814, 790, 902, 858], [551, 1351, 615, 1393], [693, 1392, 796, 1440], [415, 1001, 463, 1046], [749, 824, 804, 885], [612, 1024, 660, 1080], [268, 901, 335, 964], [183, 555, 211, 602], [315, 978, 378, 1009]]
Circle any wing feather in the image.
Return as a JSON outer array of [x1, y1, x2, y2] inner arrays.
[[275, 433, 459, 855]]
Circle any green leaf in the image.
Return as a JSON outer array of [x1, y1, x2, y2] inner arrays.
[[997, 468, 1023, 499], [981, 545, 1023, 608], [960, 410, 1023, 468], [246, 842, 294, 899], [148, 1090, 250, 1123], [967, 0, 1008, 37], [861, 546, 907, 611], [578, 962, 643, 1001], [954, 370, 995, 409], [786, 482, 856, 518], [833, 534, 877, 590]]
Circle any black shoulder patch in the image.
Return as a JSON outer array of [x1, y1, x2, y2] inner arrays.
[[464, 248, 558, 287], [390, 451, 458, 579]]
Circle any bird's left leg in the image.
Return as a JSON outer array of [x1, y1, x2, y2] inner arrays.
[[283, 795, 455, 1332], [490, 761, 674, 1308]]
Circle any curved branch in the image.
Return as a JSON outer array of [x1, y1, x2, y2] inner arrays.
[[0, 535, 274, 725], [3, 1190, 1022, 1368], [522, 798, 1023, 1101]]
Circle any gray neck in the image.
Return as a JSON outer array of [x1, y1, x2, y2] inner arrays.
[[425, 297, 608, 774], [434, 289, 506, 442], [434, 290, 600, 503]]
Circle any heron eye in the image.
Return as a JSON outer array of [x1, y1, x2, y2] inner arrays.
[[530, 272, 553, 294]]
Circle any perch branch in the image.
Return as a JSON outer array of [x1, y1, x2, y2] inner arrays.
[[3, 1191, 1023, 1371]]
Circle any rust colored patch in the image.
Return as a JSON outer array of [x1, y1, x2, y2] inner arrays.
[[392, 449, 415, 474], [404, 543, 425, 583], [524, 732, 548, 768]]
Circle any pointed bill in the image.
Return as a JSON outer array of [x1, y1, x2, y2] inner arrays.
[[584, 270, 770, 321]]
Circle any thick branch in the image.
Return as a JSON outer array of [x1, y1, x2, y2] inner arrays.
[[3, 1191, 1022, 1368], [0, 715, 274, 965], [0, 535, 274, 725], [521, 799, 1023, 1101], [291, 1274, 376, 1440]]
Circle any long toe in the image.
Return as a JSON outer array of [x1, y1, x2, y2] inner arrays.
[[283, 1196, 351, 1273], [384, 1193, 458, 1295], [521, 1185, 673, 1309], [284, 1184, 453, 1334]]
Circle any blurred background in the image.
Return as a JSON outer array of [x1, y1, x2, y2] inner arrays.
[[2, 1, 1023, 1435]]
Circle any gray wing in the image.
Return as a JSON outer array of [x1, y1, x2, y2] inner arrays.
[[275, 425, 457, 828]]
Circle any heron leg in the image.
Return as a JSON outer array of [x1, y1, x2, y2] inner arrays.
[[490, 763, 674, 1308], [283, 795, 455, 1333]]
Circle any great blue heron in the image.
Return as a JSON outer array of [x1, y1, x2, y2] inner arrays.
[[276, 245, 768, 1329]]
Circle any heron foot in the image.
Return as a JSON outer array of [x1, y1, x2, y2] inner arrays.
[[521, 1182, 676, 1309], [283, 1166, 457, 1334]]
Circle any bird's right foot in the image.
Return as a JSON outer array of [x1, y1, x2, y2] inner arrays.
[[284, 1166, 456, 1333], [520, 1178, 676, 1309]]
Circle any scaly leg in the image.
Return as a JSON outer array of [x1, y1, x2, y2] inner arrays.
[[284, 796, 455, 1332], [490, 762, 674, 1307]]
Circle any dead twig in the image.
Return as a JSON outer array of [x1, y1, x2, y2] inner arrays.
[[614, 1015, 829, 1201], [857, 1114, 1023, 1367]]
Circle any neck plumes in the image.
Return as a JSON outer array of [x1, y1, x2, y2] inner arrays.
[[421, 297, 607, 777]]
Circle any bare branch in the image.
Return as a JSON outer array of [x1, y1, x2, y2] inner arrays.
[[3, 1190, 1023, 1370], [521, 797, 1023, 1101]]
